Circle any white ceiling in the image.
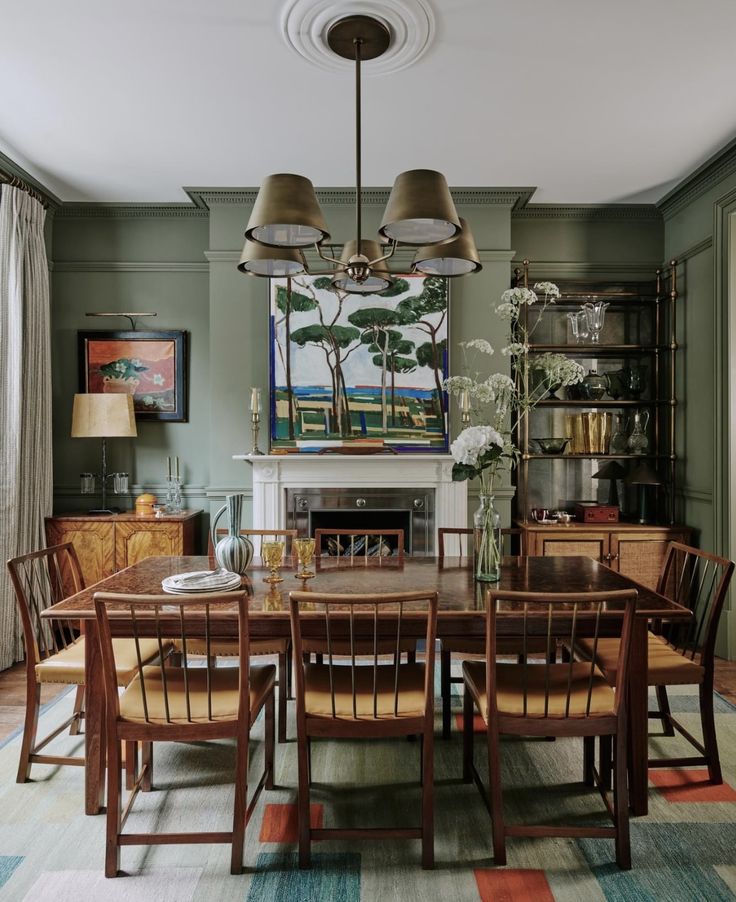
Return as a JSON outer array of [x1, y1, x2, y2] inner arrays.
[[3, 0, 736, 204]]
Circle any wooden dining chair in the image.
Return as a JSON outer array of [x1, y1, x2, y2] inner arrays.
[[463, 587, 638, 869], [196, 527, 298, 744], [93, 589, 275, 878], [7, 544, 165, 784], [572, 542, 734, 785], [437, 527, 554, 739], [314, 528, 405, 564], [290, 589, 437, 869]]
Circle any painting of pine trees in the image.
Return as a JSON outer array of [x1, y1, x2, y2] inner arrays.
[[269, 274, 449, 451]]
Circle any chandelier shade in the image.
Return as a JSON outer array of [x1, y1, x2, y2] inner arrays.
[[330, 240, 393, 294], [238, 15, 479, 297], [379, 169, 461, 246], [412, 218, 482, 277], [245, 173, 329, 248], [237, 239, 306, 277]]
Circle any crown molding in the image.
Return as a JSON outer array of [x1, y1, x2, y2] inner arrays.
[[51, 260, 208, 272], [185, 186, 536, 210], [512, 203, 662, 222], [54, 203, 208, 219], [658, 135, 736, 220]]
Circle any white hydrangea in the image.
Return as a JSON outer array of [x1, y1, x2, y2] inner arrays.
[[450, 425, 504, 467], [460, 338, 494, 355]]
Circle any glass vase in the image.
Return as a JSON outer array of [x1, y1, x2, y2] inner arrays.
[[473, 493, 502, 582]]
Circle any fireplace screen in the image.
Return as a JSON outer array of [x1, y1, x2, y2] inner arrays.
[[285, 488, 435, 556]]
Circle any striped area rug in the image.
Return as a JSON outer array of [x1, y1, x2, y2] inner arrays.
[[0, 678, 734, 901]]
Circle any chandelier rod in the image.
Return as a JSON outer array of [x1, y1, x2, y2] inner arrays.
[[354, 36, 363, 251]]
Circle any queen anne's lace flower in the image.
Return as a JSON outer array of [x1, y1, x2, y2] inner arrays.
[[501, 342, 527, 356], [530, 353, 585, 386], [450, 425, 504, 467], [533, 281, 561, 299], [443, 375, 473, 395], [460, 338, 494, 355]]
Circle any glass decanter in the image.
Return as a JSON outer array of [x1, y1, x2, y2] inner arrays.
[[609, 414, 628, 454], [566, 310, 589, 344], [626, 409, 650, 455]]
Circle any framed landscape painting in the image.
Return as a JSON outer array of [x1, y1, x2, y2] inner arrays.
[[269, 274, 448, 452], [78, 330, 187, 421]]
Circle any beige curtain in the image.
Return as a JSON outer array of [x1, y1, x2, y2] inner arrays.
[[0, 185, 52, 670]]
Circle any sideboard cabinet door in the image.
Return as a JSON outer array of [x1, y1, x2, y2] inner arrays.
[[45, 519, 115, 591], [532, 530, 608, 562], [611, 530, 691, 591], [114, 521, 183, 570]]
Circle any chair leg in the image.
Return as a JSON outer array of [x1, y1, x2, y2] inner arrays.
[[124, 741, 138, 791], [462, 685, 474, 783], [17, 681, 41, 783], [297, 733, 311, 869], [105, 739, 122, 878], [613, 730, 631, 870], [421, 725, 434, 869], [599, 735, 612, 792], [141, 742, 153, 791], [655, 685, 675, 736], [486, 725, 506, 866], [277, 652, 288, 744], [407, 648, 417, 665], [230, 736, 249, 875], [265, 692, 276, 791], [69, 684, 85, 736], [583, 736, 595, 786], [441, 649, 452, 740], [700, 681, 723, 784]]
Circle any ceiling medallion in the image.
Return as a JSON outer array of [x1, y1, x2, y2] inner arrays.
[[239, 12, 480, 293], [279, 0, 435, 75]]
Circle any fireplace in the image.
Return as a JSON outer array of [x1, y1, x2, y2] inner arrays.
[[234, 452, 468, 555], [286, 488, 433, 555]]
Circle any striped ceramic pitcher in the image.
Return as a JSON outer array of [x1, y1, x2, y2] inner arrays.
[[210, 493, 253, 574]]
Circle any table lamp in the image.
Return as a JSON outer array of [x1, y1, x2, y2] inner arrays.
[[592, 460, 626, 506], [625, 461, 662, 524], [71, 393, 137, 514]]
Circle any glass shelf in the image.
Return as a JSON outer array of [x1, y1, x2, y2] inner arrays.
[[528, 344, 662, 356], [536, 399, 662, 407]]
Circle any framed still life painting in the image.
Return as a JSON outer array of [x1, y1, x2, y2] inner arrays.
[[78, 330, 188, 421], [269, 274, 449, 452]]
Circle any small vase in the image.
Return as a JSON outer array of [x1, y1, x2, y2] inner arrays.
[[473, 493, 502, 582], [210, 493, 254, 574]]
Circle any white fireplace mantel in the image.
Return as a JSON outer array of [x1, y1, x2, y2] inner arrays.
[[233, 453, 467, 544]]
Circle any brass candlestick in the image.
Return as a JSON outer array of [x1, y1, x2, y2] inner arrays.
[[250, 411, 264, 456]]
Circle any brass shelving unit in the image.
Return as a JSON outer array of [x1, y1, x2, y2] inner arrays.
[[511, 260, 679, 525]]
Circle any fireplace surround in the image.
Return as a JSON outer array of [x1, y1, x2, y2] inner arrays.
[[234, 453, 467, 556]]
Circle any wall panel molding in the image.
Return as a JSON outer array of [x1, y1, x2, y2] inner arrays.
[[51, 261, 208, 273], [669, 236, 713, 264]]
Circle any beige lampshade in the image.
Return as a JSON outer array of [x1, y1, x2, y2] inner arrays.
[[379, 169, 461, 246], [331, 240, 393, 294], [412, 217, 482, 276], [71, 394, 137, 438], [237, 239, 306, 277], [245, 173, 329, 248]]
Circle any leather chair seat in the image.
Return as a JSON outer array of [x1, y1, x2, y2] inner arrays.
[[302, 637, 417, 656], [443, 637, 551, 657], [574, 632, 704, 686], [463, 659, 616, 719], [304, 662, 426, 719], [36, 638, 164, 686], [174, 638, 290, 657], [119, 663, 276, 725]]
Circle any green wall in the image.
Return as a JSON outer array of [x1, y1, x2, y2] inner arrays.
[[657, 145, 736, 658]]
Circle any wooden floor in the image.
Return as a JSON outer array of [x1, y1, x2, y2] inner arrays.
[[0, 657, 735, 744]]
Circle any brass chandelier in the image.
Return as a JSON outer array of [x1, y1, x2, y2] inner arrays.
[[238, 14, 481, 294]]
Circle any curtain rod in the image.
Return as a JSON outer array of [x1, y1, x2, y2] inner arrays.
[[0, 171, 50, 209]]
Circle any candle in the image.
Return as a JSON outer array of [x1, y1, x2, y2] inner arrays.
[[459, 389, 470, 413], [174, 456, 180, 479], [166, 456, 171, 479], [250, 387, 261, 413]]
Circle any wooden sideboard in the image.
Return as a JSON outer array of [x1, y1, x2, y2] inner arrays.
[[518, 522, 692, 591], [46, 510, 201, 590]]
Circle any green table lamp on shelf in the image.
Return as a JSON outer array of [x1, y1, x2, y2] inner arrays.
[[71, 393, 137, 514]]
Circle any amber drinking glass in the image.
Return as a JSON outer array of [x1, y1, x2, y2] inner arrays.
[[294, 537, 316, 580], [262, 541, 285, 584]]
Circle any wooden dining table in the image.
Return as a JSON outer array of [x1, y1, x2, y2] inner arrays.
[[42, 553, 691, 820]]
